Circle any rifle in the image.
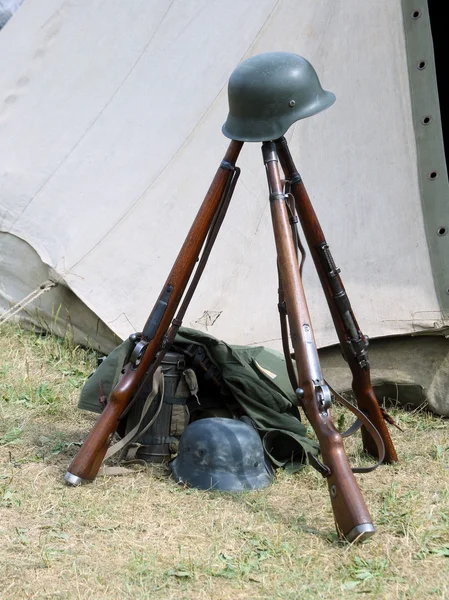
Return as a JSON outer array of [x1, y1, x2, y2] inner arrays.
[[262, 142, 386, 542], [64, 140, 243, 485], [275, 137, 398, 463]]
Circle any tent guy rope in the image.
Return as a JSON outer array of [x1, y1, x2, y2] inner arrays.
[[0, 280, 57, 325]]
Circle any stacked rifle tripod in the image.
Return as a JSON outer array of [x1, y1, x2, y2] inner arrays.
[[64, 52, 399, 543]]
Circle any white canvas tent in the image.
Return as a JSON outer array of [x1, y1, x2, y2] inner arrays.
[[1, 1, 448, 411]]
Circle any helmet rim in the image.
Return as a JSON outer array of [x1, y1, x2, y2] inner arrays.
[[222, 89, 336, 142]]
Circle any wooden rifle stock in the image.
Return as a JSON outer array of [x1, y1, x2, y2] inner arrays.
[[301, 384, 374, 540], [65, 140, 243, 485], [275, 137, 398, 463]]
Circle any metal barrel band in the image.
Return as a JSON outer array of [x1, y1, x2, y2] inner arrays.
[[220, 160, 236, 171]]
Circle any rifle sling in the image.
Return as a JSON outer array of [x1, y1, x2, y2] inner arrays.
[[103, 367, 165, 462], [306, 383, 386, 476], [340, 417, 363, 438], [328, 382, 386, 473]]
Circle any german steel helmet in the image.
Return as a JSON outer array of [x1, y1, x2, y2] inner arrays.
[[222, 51, 335, 142], [170, 417, 273, 491]]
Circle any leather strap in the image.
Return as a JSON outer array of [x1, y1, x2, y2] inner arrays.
[[340, 408, 404, 437], [305, 383, 385, 476], [102, 367, 165, 463], [327, 382, 385, 473], [306, 451, 331, 477], [340, 418, 363, 438]]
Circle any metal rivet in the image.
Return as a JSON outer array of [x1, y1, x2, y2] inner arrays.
[[428, 171, 438, 180], [437, 227, 447, 236], [331, 485, 337, 498], [417, 60, 427, 70], [289, 100, 296, 107]]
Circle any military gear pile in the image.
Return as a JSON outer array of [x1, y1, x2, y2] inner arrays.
[[78, 327, 319, 470]]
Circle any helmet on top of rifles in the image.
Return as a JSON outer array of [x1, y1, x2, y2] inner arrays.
[[169, 417, 273, 492], [222, 51, 336, 142]]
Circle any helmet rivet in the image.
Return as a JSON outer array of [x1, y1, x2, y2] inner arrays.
[[289, 100, 296, 107]]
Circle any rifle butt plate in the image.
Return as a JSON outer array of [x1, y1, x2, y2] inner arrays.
[[345, 523, 375, 543], [64, 472, 84, 486]]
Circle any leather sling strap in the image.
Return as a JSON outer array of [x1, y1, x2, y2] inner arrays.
[[307, 383, 385, 476]]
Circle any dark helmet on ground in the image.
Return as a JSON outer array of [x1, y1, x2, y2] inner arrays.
[[222, 51, 335, 142], [169, 417, 273, 492]]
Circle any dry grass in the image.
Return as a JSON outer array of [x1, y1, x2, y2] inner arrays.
[[1, 322, 448, 599]]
